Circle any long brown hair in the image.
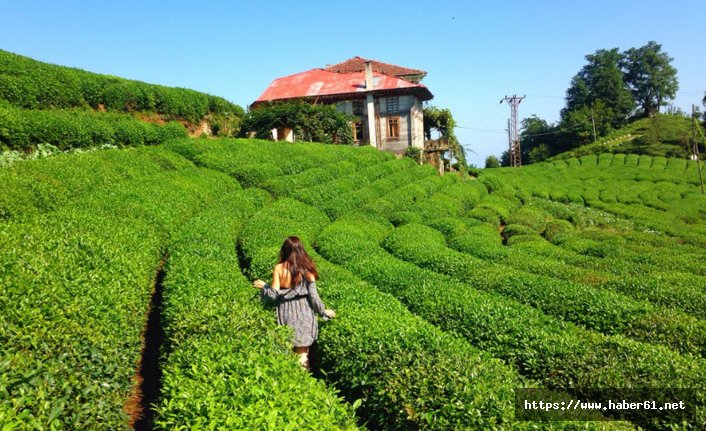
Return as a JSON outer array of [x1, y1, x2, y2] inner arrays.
[[279, 236, 318, 284]]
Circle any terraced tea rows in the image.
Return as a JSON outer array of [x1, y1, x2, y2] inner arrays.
[[3, 138, 704, 429]]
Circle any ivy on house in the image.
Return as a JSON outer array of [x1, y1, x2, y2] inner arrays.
[[423, 106, 467, 173]]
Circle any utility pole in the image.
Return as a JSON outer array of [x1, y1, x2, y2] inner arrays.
[[500, 95, 525, 167], [693, 104, 705, 194], [591, 106, 598, 143]]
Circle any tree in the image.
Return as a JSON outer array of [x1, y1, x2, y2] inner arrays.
[[519, 115, 559, 163], [241, 101, 354, 144], [621, 41, 679, 118], [484, 155, 500, 168], [561, 48, 635, 131]]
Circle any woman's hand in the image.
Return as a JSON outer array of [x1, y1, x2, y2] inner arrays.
[[253, 279, 266, 289], [323, 309, 336, 319]]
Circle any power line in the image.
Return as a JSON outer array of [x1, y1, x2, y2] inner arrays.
[[455, 125, 506, 134], [455, 117, 591, 138]]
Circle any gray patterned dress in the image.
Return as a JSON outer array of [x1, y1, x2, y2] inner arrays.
[[261, 275, 328, 347]]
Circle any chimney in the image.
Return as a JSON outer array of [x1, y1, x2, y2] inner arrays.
[[365, 61, 374, 90]]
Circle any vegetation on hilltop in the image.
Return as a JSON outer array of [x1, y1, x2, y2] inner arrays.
[[0, 50, 242, 123], [497, 41, 695, 166], [0, 50, 245, 155]]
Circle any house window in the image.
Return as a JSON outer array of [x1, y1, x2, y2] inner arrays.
[[387, 116, 400, 139], [352, 121, 364, 142], [386, 96, 399, 113], [352, 99, 365, 116]]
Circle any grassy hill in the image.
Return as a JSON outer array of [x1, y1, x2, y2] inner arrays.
[[551, 114, 703, 160], [2, 137, 705, 429], [0, 50, 244, 155]]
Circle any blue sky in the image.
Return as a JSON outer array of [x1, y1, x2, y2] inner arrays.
[[1, 1, 704, 165]]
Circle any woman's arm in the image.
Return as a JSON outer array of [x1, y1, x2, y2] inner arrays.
[[306, 274, 335, 319], [271, 265, 281, 290], [256, 266, 283, 303]]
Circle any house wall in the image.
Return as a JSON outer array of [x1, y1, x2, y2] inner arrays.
[[334, 94, 423, 154], [410, 98, 424, 149]]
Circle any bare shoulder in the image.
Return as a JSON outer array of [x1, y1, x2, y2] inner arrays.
[[306, 273, 316, 282]]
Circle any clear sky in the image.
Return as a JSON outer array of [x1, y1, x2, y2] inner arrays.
[[1, 0, 704, 166]]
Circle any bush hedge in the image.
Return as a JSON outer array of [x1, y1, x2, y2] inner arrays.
[[315, 217, 706, 428], [0, 101, 186, 152], [237, 199, 622, 430], [384, 223, 706, 357], [0, 49, 243, 123], [0, 148, 238, 429], [155, 190, 359, 430]]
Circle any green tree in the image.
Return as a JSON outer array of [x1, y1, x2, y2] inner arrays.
[[519, 115, 559, 162], [527, 144, 551, 164], [621, 41, 679, 118], [241, 101, 354, 145], [484, 155, 500, 168], [561, 48, 635, 131]]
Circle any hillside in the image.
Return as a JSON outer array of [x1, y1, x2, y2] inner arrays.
[[550, 114, 702, 160], [2, 140, 705, 429], [0, 50, 244, 154]]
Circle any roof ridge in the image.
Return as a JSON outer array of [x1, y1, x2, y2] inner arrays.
[[325, 56, 426, 75]]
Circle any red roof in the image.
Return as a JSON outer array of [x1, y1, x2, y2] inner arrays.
[[253, 68, 433, 105], [326, 56, 427, 82]]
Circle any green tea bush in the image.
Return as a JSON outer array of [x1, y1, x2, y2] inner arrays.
[[384, 223, 706, 356], [154, 190, 359, 430], [237, 199, 614, 430], [315, 217, 706, 428], [0, 148, 239, 429], [0, 146, 194, 221], [0, 49, 242, 123], [0, 102, 186, 152]]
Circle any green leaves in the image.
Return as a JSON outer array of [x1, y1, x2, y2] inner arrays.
[[242, 101, 355, 145], [0, 49, 242, 126]]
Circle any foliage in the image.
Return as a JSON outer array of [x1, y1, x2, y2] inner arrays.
[[0, 101, 186, 153], [0, 147, 239, 430], [484, 154, 500, 168], [155, 191, 360, 430], [383, 223, 706, 356], [0, 49, 244, 129], [316, 216, 706, 428], [621, 41, 679, 118], [551, 113, 701, 160], [237, 199, 532, 430], [561, 48, 635, 133], [555, 41, 680, 150], [241, 101, 355, 144], [423, 106, 467, 174], [403, 145, 421, 162], [5, 135, 706, 428]]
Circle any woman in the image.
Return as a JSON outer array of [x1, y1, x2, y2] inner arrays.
[[253, 236, 335, 369]]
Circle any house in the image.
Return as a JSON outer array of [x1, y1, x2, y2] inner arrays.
[[252, 57, 433, 154]]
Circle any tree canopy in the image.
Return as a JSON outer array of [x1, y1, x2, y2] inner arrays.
[[241, 101, 354, 145], [557, 41, 679, 147], [622, 41, 679, 118], [562, 48, 634, 131]]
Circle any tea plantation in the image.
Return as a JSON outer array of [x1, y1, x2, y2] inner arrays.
[[2, 138, 705, 430]]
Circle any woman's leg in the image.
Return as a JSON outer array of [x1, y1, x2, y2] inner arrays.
[[294, 346, 309, 369]]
